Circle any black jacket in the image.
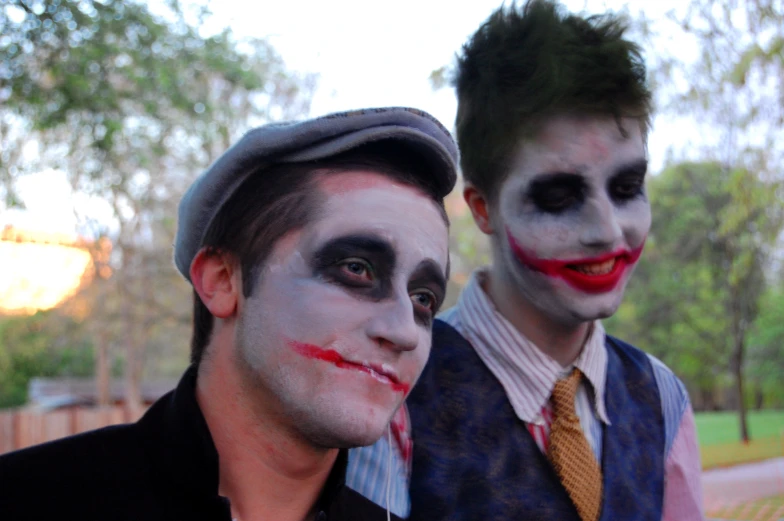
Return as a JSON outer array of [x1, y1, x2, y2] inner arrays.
[[0, 365, 398, 521]]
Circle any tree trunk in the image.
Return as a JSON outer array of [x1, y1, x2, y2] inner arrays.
[[753, 386, 764, 410], [91, 249, 113, 408], [731, 342, 749, 443], [123, 323, 144, 417], [120, 250, 143, 416], [730, 294, 750, 443], [96, 327, 111, 406]]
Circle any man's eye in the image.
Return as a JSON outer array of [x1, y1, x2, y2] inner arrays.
[[527, 176, 586, 214], [611, 179, 644, 201], [533, 190, 581, 213], [337, 258, 373, 282], [410, 290, 437, 313]]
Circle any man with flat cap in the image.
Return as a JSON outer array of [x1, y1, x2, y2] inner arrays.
[[0, 107, 458, 521]]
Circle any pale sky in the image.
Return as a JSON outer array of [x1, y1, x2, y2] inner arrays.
[[6, 0, 695, 236]]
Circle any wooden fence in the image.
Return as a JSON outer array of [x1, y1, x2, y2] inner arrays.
[[0, 406, 146, 455]]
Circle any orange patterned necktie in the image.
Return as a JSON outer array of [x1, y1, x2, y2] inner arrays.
[[547, 368, 603, 521]]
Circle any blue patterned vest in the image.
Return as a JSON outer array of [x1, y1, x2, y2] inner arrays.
[[408, 319, 665, 521]]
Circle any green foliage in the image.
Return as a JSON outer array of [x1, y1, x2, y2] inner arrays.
[[747, 285, 784, 407], [627, 0, 784, 439], [0, 0, 314, 402], [636, 0, 784, 177], [3, 0, 263, 125], [606, 161, 784, 410], [1, 0, 312, 200], [428, 66, 449, 91], [450, 207, 492, 273], [0, 311, 94, 408]]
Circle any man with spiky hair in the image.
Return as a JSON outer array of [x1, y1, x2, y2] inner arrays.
[[347, 2, 704, 520]]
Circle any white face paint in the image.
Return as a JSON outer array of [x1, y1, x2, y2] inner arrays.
[[491, 114, 651, 324], [234, 171, 449, 448]]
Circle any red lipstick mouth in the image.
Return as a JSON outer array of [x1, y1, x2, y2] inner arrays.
[[506, 228, 645, 294], [288, 341, 410, 394]]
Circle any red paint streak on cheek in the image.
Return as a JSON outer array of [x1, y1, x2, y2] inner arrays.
[[289, 340, 344, 364], [288, 341, 410, 394], [506, 228, 566, 275], [506, 229, 647, 293], [506, 228, 647, 271], [391, 381, 410, 394], [627, 240, 645, 263]]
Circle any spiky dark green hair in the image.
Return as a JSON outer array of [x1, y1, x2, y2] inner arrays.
[[455, 0, 652, 199]]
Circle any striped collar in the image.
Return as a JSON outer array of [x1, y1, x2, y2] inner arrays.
[[441, 269, 611, 426]]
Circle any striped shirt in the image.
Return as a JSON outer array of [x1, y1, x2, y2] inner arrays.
[[348, 269, 704, 520], [443, 270, 611, 458]]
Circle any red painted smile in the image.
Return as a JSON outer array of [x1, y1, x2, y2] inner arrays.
[[506, 228, 645, 294], [288, 341, 410, 394]]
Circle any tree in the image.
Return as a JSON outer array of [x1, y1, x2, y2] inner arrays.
[[607, 161, 784, 440], [634, 0, 783, 175], [622, 0, 784, 441], [0, 311, 95, 408], [1, 0, 315, 410], [746, 283, 784, 409]]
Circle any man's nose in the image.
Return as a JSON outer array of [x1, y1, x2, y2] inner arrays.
[[365, 294, 420, 352], [579, 196, 623, 250]]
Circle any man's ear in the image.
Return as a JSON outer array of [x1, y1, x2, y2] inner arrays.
[[464, 184, 494, 235], [190, 248, 239, 319]]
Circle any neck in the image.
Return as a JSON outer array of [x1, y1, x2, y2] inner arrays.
[[485, 267, 591, 367], [196, 328, 338, 521]]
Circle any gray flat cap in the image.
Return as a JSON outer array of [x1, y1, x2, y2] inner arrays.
[[174, 106, 459, 281]]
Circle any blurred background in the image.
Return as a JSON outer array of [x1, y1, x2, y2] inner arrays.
[[1, 0, 783, 517]]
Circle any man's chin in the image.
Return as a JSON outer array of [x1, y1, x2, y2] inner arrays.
[[333, 431, 388, 449], [305, 411, 395, 450], [567, 299, 622, 323]]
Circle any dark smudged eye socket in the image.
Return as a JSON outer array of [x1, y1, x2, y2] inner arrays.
[[527, 173, 587, 214], [336, 258, 374, 284], [529, 185, 586, 214], [410, 291, 437, 327], [534, 192, 580, 213], [310, 234, 395, 293], [610, 178, 645, 201], [608, 160, 648, 202], [407, 260, 446, 326]]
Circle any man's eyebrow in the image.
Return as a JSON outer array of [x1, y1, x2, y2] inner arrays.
[[613, 158, 648, 177]]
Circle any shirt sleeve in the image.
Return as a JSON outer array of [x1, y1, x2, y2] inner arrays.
[[662, 404, 705, 521]]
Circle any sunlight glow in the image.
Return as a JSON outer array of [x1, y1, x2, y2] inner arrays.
[[0, 227, 109, 315]]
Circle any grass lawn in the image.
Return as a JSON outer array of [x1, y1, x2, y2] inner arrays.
[[695, 410, 784, 469], [696, 410, 784, 446], [706, 493, 784, 521]]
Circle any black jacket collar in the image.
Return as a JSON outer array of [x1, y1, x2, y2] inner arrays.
[[137, 364, 348, 513]]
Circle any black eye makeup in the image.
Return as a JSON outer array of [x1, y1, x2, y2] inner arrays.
[[408, 260, 447, 327], [311, 235, 395, 299], [608, 159, 648, 204], [526, 172, 588, 214], [310, 234, 447, 328]]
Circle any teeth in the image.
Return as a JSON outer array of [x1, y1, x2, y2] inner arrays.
[[571, 258, 616, 275]]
